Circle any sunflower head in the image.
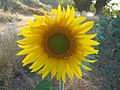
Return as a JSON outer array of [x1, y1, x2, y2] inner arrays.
[[17, 5, 99, 83]]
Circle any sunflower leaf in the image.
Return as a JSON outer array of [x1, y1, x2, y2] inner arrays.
[[34, 78, 56, 90]]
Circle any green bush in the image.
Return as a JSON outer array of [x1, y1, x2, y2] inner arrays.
[[94, 16, 120, 62], [91, 16, 120, 90], [111, 17, 120, 62]]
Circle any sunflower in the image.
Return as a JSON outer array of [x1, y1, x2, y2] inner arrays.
[[17, 5, 99, 83]]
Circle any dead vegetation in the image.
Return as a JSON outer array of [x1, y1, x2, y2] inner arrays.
[[0, 0, 52, 23], [0, 24, 42, 90]]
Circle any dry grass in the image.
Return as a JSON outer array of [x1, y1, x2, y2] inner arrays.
[[65, 75, 98, 90], [0, 23, 41, 90], [0, 11, 22, 23]]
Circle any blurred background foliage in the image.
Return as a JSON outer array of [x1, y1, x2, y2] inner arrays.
[[91, 16, 120, 90], [0, 0, 120, 90]]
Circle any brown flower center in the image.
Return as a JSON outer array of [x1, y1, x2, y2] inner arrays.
[[42, 27, 77, 59]]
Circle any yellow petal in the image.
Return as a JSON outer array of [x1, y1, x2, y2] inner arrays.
[[37, 59, 51, 74], [76, 34, 97, 39], [70, 62, 82, 78], [83, 59, 97, 63], [30, 55, 44, 69], [22, 50, 40, 66], [65, 5, 70, 18], [17, 43, 38, 49], [19, 28, 41, 36], [58, 4, 61, 13], [56, 60, 62, 81], [79, 39, 100, 46], [66, 7, 75, 25], [41, 8, 49, 18], [20, 26, 30, 31], [81, 64, 92, 71], [41, 10, 52, 27], [50, 9, 57, 15], [27, 20, 35, 25], [31, 64, 44, 72], [61, 61, 66, 83], [33, 14, 43, 22], [71, 7, 75, 18], [56, 4, 62, 23], [61, 5, 70, 25], [72, 16, 87, 25], [16, 45, 39, 55], [66, 63, 73, 79], [17, 29, 32, 36], [51, 60, 57, 79], [79, 21, 94, 33], [42, 71, 50, 79], [70, 56, 82, 65], [22, 34, 40, 38], [17, 37, 40, 44], [30, 56, 45, 72], [79, 46, 99, 54]]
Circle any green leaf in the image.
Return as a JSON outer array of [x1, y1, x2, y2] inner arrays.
[[34, 78, 56, 90]]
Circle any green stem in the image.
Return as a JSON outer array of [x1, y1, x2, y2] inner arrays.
[[59, 79, 64, 90]]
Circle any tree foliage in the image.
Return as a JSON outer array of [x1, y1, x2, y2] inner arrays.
[[73, 0, 112, 15], [92, 16, 120, 89], [73, 0, 92, 12]]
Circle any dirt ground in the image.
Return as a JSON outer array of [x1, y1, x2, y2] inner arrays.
[[0, 16, 34, 32]]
